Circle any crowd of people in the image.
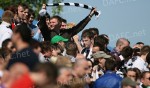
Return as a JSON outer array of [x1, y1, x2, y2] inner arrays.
[[0, 3, 150, 88]]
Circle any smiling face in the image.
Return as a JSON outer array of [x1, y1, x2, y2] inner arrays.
[[49, 18, 58, 30]]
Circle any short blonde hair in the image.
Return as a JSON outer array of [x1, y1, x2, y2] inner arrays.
[[2, 10, 14, 24]]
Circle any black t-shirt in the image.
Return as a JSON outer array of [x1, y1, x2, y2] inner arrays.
[[7, 47, 39, 70]]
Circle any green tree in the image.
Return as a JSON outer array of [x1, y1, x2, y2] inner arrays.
[[0, 0, 63, 18]]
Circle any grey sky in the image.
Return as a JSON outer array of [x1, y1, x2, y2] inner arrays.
[[48, 0, 150, 47]]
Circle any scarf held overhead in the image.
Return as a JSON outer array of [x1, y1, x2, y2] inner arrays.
[[46, 2, 101, 18]]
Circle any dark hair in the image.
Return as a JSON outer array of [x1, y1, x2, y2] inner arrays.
[[136, 42, 144, 45], [140, 45, 150, 55], [105, 59, 116, 71], [94, 35, 108, 46], [81, 29, 94, 39], [4, 5, 17, 14], [41, 41, 51, 54], [61, 18, 67, 23], [14, 23, 32, 43], [133, 48, 141, 56], [141, 71, 150, 78], [93, 42, 105, 51], [50, 15, 62, 28], [2, 39, 11, 50], [66, 42, 78, 57], [127, 68, 141, 81], [33, 62, 58, 84], [30, 39, 41, 49], [27, 9, 35, 19], [88, 28, 99, 36], [120, 46, 133, 61]]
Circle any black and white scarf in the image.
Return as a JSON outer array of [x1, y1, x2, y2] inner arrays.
[[46, 2, 101, 18]]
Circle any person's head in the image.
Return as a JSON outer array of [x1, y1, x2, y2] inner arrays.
[[121, 77, 137, 88], [140, 45, 150, 56], [86, 59, 93, 74], [17, 3, 26, 19], [94, 35, 109, 50], [2, 39, 16, 53], [57, 66, 72, 85], [73, 59, 89, 78], [133, 42, 144, 49], [88, 28, 99, 37], [92, 51, 111, 69], [50, 44, 61, 57], [22, 4, 29, 21], [2, 10, 14, 24], [66, 42, 78, 57], [32, 62, 58, 86], [30, 39, 41, 55], [9, 63, 29, 81], [92, 42, 105, 53], [116, 38, 130, 52], [41, 41, 52, 58], [82, 29, 94, 48], [49, 16, 62, 30], [105, 59, 116, 71], [51, 35, 68, 49], [126, 68, 141, 81], [141, 71, 150, 86], [12, 23, 32, 48], [120, 46, 133, 61], [61, 18, 67, 30], [55, 56, 72, 68], [27, 9, 35, 24]]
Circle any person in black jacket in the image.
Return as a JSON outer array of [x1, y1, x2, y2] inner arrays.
[[38, 4, 98, 41]]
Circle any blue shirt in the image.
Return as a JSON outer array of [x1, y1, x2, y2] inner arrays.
[[93, 71, 122, 88]]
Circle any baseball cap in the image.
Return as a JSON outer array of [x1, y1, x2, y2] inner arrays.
[[51, 35, 68, 44], [92, 51, 111, 59]]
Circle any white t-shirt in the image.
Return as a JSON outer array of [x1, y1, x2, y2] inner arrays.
[[132, 56, 149, 72], [0, 21, 12, 48]]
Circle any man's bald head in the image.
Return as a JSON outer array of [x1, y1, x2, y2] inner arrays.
[[116, 38, 130, 52]]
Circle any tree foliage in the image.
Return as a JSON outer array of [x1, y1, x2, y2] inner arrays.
[[0, 0, 63, 17]]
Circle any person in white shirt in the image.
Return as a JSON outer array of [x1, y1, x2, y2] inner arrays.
[[132, 46, 150, 72], [0, 10, 14, 48]]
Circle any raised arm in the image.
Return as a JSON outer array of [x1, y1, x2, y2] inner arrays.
[[38, 4, 51, 41], [71, 8, 97, 36]]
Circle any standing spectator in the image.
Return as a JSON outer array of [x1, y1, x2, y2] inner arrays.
[[38, 4, 98, 41], [81, 29, 94, 59], [140, 71, 150, 88], [51, 35, 68, 56], [7, 23, 39, 70], [65, 42, 78, 62], [126, 68, 141, 82], [60, 18, 67, 30], [28, 9, 43, 42], [91, 51, 111, 81], [93, 59, 122, 88], [132, 46, 150, 72], [111, 38, 130, 62], [0, 10, 14, 48]]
